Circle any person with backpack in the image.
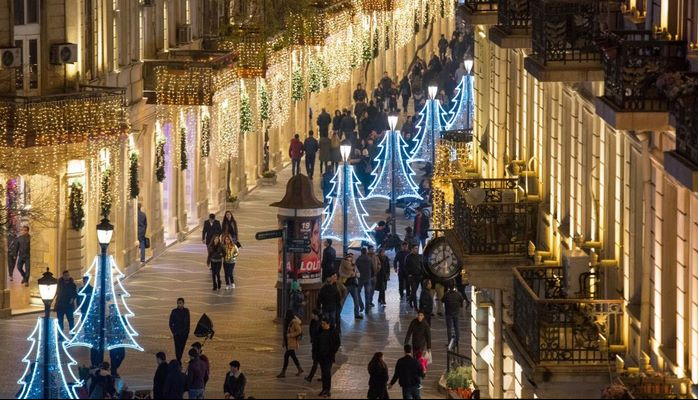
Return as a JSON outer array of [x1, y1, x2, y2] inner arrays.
[[277, 310, 304, 378]]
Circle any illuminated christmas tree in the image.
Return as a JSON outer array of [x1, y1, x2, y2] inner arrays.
[[321, 165, 375, 246], [445, 74, 474, 131], [367, 130, 422, 201], [17, 318, 82, 399], [409, 95, 449, 164], [68, 255, 142, 353]]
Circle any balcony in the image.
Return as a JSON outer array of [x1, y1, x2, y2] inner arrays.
[[218, 27, 268, 78], [595, 30, 688, 131], [524, 0, 621, 82], [664, 73, 698, 191], [143, 50, 237, 106], [445, 178, 539, 290], [286, 0, 352, 46], [459, 0, 499, 25], [0, 86, 128, 175], [489, 0, 532, 49], [506, 266, 624, 378]]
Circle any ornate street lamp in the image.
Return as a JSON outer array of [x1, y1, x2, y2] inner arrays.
[[340, 141, 352, 255], [95, 218, 113, 365], [38, 269, 58, 399]]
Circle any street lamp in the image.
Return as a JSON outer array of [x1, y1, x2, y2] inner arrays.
[[340, 141, 352, 255], [387, 115, 399, 237], [464, 58, 474, 75], [428, 85, 439, 166], [38, 269, 58, 399], [428, 85, 438, 100], [95, 218, 113, 366]]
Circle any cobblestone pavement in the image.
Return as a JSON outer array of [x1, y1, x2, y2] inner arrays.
[[0, 165, 471, 399]]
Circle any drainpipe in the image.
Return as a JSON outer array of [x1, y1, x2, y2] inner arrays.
[[638, 132, 652, 358], [494, 289, 504, 399]]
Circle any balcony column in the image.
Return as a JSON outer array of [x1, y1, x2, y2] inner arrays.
[[471, 287, 492, 399], [493, 289, 504, 399], [639, 132, 652, 356]]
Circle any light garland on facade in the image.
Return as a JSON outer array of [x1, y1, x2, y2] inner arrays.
[[259, 79, 270, 123], [100, 168, 113, 219], [212, 81, 241, 165], [266, 48, 291, 129], [240, 82, 253, 134]]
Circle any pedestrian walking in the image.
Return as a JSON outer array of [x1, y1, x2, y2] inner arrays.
[[332, 110, 343, 133], [404, 311, 432, 356], [89, 362, 117, 399], [354, 83, 368, 103], [317, 108, 332, 138], [438, 34, 449, 59], [394, 242, 411, 300], [278, 310, 304, 378], [339, 253, 363, 319], [399, 76, 412, 113], [405, 245, 424, 310], [108, 345, 125, 378], [321, 239, 337, 282], [224, 360, 247, 399], [222, 211, 239, 243], [376, 248, 390, 307], [443, 282, 465, 347], [368, 246, 381, 306], [153, 352, 169, 399], [389, 345, 425, 400], [169, 298, 191, 363], [289, 134, 305, 176], [208, 235, 225, 291], [138, 204, 148, 263], [319, 135, 332, 175], [367, 352, 390, 399], [317, 274, 342, 330], [305, 131, 320, 179], [419, 279, 435, 326], [305, 309, 322, 383], [356, 247, 374, 311], [223, 235, 239, 290], [55, 270, 78, 332], [13, 226, 31, 286], [202, 214, 222, 246], [186, 348, 209, 399], [331, 132, 342, 172], [163, 360, 187, 399], [191, 342, 210, 388], [317, 318, 341, 399], [413, 208, 430, 247], [290, 280, 307, 319]]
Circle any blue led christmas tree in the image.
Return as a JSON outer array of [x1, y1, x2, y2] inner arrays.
[[445, 74, 474, 131], [321, 165, 375, 246], [68, 255, 142, 353], [367, 130, 422, 201], [17, 318, 82, 399], [409, 95, 449, 164]]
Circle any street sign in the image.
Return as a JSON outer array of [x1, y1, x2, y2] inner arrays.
[[255, 229, 284, 240], [286, 246, 311, 253], [289, 239, 311, 246]]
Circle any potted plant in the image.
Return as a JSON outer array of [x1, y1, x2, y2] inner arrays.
[[601, 384, 631, 399], [261, 170, 277, 186], [226, 195, 240, 211], [446, 366, 475, 399]]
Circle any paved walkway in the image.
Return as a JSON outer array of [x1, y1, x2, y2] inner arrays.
[[0, 164, 471, 399]]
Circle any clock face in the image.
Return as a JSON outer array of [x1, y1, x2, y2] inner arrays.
[[425, 237, 460, 281]]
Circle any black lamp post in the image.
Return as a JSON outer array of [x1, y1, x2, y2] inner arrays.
[[38, 268, 58, 399], [387, 115, 399, 236], [95, 218, 114, 366], [340, 140, 352, 255]]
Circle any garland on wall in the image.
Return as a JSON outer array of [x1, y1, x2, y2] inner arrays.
[[100, 168, 113, 219], [201, 116, 211, 158], [240, 89, 252, 134], [69, 182, 85, 231], [180, 128, 188, 170], [292, 69, 305, 102], [308, 57, 323, 94], [129, 152, 140, 199], [259, 82, 270, 123], [155, 137, 166, 182], [362, 35, 373, 62]]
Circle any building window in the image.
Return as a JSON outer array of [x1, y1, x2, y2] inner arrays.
[[14, 0, 39, 25], [139, 9, 145, 60], [163, 0, 169, 51], [185, 0, 191, 25], [113, 0, 119, 69], [685, 0, 697, 45]]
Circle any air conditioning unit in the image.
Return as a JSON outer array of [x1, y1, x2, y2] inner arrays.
[[50, 43, 78, 64], [0, 47, 22, 69], [142, 0, 155, 6], [177, 24, 193, 45]]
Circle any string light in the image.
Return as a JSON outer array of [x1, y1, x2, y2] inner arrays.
[[321, 165, 375, 245], [367, 130, 422, 200], [445, 74, 474, 131], [211, 81, 241, 165], [410, 97, 448, 163], [17, 318, 83, 399], [266, 48, 291, 129]]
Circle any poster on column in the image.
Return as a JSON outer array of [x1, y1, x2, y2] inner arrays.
[[277, 215, 322, 285]]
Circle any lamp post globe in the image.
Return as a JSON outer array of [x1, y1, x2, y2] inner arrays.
[[38, 269, 58, 314], [464, 58, 474, 75], [428, 86, 438, 100]]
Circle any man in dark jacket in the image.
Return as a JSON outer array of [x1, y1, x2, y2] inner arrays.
[[317, 108, 332, 138], [321, 239, 337, 282], [153, 352, 168, 399], [289, 134, 305, 176], [169, 298, 190, 363], [186, 348, 208, 399], [394, 242, 411, 300], [317, 274, 341, 331], [356, 247, 374, 311], [224, 360, 246, 400], [138, 203, 148, 263], [14, 226, 31, 286], [438, 34, 449, 59], [304, 131, 320, 179], [55, 270, 78, 332], [404, 310, 432, 355], [405, 245, 424, 309], [414, 207, 430, 247], [353, 83, 367, 103], [379, 72, 393, 98], [304, 309, 322, 383], [340, 112, 356, 137], [317, 318, 341, 398], [202, 214, 222, 246], [389, 344, 425, 399], [443, 283, 465, 346]]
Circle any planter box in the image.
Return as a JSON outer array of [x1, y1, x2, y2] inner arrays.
[[225, 200, 240, 211], [261, 175, 277, 186], [448, 389, 474, 399]]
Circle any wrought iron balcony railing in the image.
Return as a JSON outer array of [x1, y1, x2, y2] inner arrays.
[[513, 266, 624, 365], [599, 30, 688, 112], [529, 0, 621, 65], [496, 0, 532, 34], [453, 178, 538, 255], [665, 73, 698, 167], [462, 0, 498, 14]]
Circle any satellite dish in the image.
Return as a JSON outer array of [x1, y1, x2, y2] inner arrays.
[[465, 187, 486, 206]]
